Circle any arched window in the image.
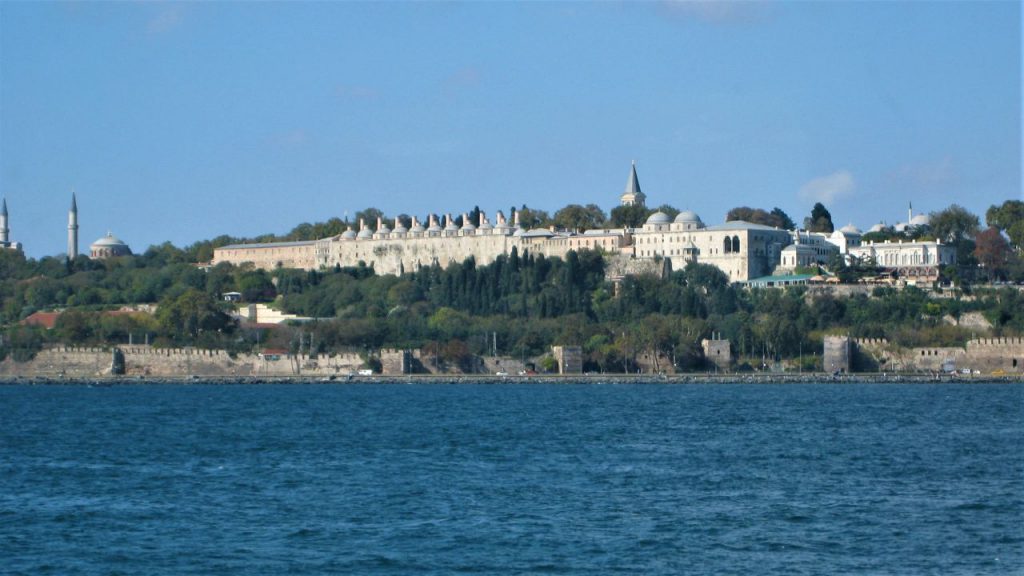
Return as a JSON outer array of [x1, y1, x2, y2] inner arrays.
[[732, 236, 740, 252], [723, 237, 732, 253]]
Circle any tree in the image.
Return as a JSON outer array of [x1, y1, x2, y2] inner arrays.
[[930, 204, 979, 244], [770, 208, 796, 230], [354, 207, 385, 230], [156, 289, 234, 343], [652, 204, 680, 220], [552, 204, 607, 231], [516, 205, 551, 229], [804, 203, 834, 233], [986, 200, 1024, 251], [726, 206, 792, 229], [238, 269, 276, 302], [609, 204, 651, 228], [974, 227, 1011, 280]]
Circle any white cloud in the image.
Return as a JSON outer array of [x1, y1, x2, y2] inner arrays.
[[799, 170, 856, 205]]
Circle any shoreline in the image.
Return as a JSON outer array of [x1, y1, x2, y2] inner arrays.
[[0, 373, 1020, 385]]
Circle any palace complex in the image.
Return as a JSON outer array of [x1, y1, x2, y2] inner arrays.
[[205, 164, 956, 283]]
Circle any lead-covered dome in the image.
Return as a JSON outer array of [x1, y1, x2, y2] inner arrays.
[[90, 232, 132, 259], [674, 210, 702, 224], [645, 211, 671, 225]]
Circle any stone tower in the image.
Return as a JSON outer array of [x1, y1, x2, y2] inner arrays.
[[68, 193, 79, 260], [0, 198, 9, 246], [620, 161, 646, 207]]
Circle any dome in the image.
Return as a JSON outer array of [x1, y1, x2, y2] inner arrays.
[[910, 213, 931, 227], [868, 223, 887, 233], [478, 219, 493, 230], [674, 210, 703, 224], [840, 223, 862, 235], [409, 223, 426, 233], [513, 227, 525, 237], [90, 232, 132, 259], [392, 223, 408, 234], [645, 211, 671, 225], [357, 227, 373, 239], [91, 233, 127, 247], [341, 227, 357, 240]]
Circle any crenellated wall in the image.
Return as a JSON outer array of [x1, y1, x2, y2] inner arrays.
[[0, 346, 371, 378]]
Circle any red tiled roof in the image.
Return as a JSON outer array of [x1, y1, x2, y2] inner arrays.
[[21, 311, 61, 330]]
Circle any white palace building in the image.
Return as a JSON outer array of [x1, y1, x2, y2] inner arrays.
[[213, 164, 956, 284]]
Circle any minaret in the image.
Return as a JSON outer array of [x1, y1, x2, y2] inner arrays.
[[0, 198, 9, 246], [68, 193, 79, 259], [908, 201, 913, 225]]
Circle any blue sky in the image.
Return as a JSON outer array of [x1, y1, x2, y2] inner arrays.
[[1, 1, 1020, 258]]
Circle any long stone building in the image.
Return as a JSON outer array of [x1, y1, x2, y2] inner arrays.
[[213, 164, 956, 284]]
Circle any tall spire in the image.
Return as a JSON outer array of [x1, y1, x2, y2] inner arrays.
[[71, 192, 78, 213], [1, 198, 7, 217], [620, 161, 646, 207]]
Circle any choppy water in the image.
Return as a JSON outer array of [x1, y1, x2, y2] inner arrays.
[[1, 382, 1021, 575]]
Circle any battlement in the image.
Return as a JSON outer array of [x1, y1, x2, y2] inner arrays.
[[968, 337, 1024, 348]]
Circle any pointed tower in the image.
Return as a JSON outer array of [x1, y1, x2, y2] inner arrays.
[[0, 198, 9, 246], [620, 161, 646, 207], [68, 193, 79, 259]]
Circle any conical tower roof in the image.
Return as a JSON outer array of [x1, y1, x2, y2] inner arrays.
[[70, 192, 78, 212], [1, 198, 7, 216], [620, 161, 646, 206]]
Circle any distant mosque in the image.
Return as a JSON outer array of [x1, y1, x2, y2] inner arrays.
[[0, 193, 131, 259], [68, 193, 133, 260], [0, 198, 22, 252]]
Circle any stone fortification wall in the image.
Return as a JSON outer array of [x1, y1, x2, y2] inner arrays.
[[823, 336, 851, 373], [480, 357, 528, 375], [0, 346, 368, 378], [380, 349, 411, 375], [701, 339, 731, 371], [0, 347, 115, 378], [552, 346, 583, 375], [852, 337, 1023, 374], [963, 338, 1024, 374]]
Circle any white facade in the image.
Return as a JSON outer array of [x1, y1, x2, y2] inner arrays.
[[848, 239, 956, 283]]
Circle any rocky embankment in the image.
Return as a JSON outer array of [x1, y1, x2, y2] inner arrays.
[[0, 373, 1019, 385]]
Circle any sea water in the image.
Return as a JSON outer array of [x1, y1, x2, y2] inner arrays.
[[1, 383, 1021, 575]]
